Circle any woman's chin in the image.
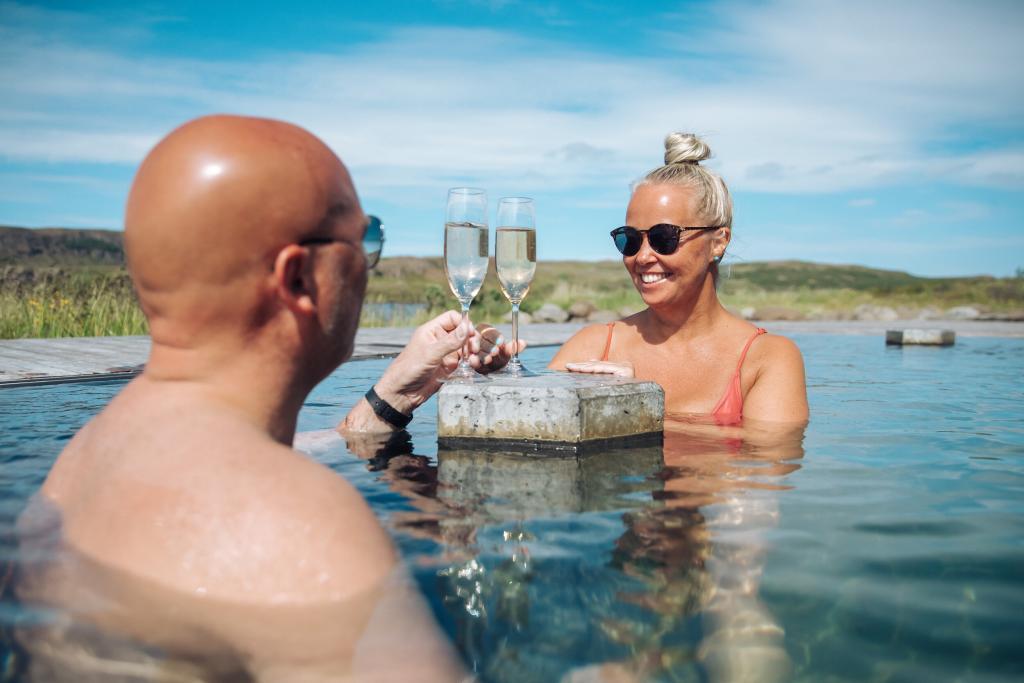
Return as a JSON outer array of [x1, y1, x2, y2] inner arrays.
[[638, 291, 669, 308]]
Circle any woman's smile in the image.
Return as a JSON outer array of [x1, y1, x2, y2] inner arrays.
[[638, 271, 670, 285]]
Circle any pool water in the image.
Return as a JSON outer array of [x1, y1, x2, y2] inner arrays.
[[2, 335, 1023, 681]]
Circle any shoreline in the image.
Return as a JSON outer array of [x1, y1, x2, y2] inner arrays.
[[1, 319, 1021, 387]]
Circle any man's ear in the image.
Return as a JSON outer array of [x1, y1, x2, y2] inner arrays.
[[273, 245, 317, 316]]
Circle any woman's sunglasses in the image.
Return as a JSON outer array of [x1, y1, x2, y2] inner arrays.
[[610, 223, 724, 257], [300, 215, 384, 268]]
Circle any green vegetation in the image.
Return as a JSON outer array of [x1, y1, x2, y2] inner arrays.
[[363, 257, 645, 326], [717, 261, 1024, 318], [366, 257, 1024, 324], [1, 227, 1021, 338], [0, 267, 148, 339]]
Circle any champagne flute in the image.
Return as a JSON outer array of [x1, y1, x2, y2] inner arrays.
[[444, 187, 490, 381], [494, 197, 537, 377]]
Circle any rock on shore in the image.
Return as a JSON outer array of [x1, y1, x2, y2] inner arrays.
[[540, 300, 1024, 325]]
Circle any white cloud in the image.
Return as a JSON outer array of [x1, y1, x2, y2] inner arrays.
[[886, 200, 993, 227], [848, 198, 876, 208], [0, 0, 1022, 203]]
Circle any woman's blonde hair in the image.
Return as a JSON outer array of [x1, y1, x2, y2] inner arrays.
[[636, 132, 732, 228]]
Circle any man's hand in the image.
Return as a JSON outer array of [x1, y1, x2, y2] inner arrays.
[[340, 311, 472, 433], [467, 323, 527, 374], [374, 310, 473, 413]]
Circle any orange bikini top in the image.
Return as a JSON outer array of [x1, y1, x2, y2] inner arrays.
[[599, 323, 767, 425]]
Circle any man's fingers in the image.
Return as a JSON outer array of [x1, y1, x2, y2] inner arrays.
[[441, 349, 462, 371], [429, 310, 464, 333], [432, 322, 469, 358]]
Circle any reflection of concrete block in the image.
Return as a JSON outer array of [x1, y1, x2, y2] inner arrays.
[[437, 444, 664, 516], [885, 329, 955, 346], [437, 373, 663, 447]]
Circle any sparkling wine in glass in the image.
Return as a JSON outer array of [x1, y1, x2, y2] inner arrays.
[[494, 197, 537, 377], [444, 187, 489, 381]]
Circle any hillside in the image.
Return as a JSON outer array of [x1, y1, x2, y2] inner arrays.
[[0, 225, 124, 267], [0, 225, 1005, 294], [2, 226, 1021, 338]]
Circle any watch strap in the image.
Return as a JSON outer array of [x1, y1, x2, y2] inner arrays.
[[364, 386, 413, 430]]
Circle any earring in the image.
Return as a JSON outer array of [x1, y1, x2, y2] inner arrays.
[[712, 254, 723, 265]]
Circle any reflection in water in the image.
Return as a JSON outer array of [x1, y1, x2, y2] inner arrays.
[[4, 416, 805, 683], [339, 417, 806, 682], [660, 416, 804, 683]]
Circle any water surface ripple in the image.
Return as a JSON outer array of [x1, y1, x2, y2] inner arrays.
[[1, 334, 1022, 682]]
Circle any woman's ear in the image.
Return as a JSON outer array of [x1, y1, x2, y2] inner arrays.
[[715, 225, 731, 245], [272, 244, 317, 316], [712, 226, 731, 260]]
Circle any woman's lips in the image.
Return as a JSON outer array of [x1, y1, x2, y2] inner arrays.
[[638, 272, 669, 285]]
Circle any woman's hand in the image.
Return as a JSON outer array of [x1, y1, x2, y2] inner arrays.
[[564, 359, 634, 378], [468, 323, 527, 374]]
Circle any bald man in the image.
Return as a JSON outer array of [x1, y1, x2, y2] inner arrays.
[[16, 115, 502, 681]]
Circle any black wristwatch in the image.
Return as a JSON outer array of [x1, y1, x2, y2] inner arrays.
[[364, 386, 413, 430]]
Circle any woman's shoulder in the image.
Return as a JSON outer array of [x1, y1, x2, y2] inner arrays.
[[752, 329, 802, 354], [747, 328, 805, 374], [742, 328, 809, 421]]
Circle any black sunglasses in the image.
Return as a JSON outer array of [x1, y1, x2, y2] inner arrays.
[[300, 215, 384, 268], [610, 223, 724, 257]]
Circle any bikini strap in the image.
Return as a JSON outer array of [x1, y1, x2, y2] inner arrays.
[[600, 322, 616, 361], [734, 327, 767, 375]]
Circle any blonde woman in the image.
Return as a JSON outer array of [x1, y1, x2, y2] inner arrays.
[[550, 133, 808, 424]]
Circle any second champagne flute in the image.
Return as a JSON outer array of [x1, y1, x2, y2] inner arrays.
[[444, 187, 489, 381], [494, 197, 537, 377]]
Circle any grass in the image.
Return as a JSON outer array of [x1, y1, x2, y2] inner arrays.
[[0, 267, 148, 339], [363, 257, 646, 325], [365, 258, 1024, 322], [2, 260, 1022, 339], [716, 262, 1024, 317]]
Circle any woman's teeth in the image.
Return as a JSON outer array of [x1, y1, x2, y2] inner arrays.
[[640, 273, 667, 284]]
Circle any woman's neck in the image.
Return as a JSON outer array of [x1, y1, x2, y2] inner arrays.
[[642, 273, 725, 342]]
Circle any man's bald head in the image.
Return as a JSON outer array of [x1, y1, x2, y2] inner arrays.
[[125, 115, 365, 347]]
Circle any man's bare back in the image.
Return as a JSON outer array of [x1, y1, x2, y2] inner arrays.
[[16, 115, 475, 681]]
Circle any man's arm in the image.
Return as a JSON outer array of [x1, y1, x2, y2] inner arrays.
[[340, 311, 517, 433], [340, 311, 467, 433]]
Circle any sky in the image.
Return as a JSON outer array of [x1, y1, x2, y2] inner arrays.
[[1, 0, 1022, 277]]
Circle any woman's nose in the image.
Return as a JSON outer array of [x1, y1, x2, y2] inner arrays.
[[633, 234, 659, 263]]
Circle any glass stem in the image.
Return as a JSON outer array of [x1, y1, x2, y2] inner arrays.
[[511, 301, 521, 366], [460, 301, 471, 368]]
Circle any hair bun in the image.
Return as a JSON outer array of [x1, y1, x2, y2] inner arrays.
[[663, 132, 712, 165]]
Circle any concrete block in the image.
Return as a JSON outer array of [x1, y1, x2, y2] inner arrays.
[[885, 329, 956, 346], [436, 443, 664, 516], [437, 372, 664, 449]]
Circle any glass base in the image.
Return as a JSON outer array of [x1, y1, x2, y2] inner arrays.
[[441, 361, 491, 383], [491, 359, 540, 378]]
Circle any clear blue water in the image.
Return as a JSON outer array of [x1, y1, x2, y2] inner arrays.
[[2, 334, 1023, 681]]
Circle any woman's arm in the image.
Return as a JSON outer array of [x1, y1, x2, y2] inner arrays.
[[548, 324, 619, 371], [741, 335, 809, 423]]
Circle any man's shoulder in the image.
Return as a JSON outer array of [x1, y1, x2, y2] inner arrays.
[[48, 421, 396, 605], [198, 438, 398, 601]]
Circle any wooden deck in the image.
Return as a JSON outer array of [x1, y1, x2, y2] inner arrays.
[[0, 323, 586, 387]]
